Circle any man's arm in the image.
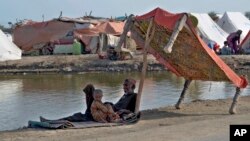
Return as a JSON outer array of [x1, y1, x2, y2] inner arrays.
[[237, 36, 241, 44]]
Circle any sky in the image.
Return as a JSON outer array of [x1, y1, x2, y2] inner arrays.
[[0, 0, 249, 27]]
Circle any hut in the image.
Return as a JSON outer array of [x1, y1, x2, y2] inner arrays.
[[117, 8, 248, 114]]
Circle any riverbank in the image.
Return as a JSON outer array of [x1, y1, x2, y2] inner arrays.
[[0, 54, 250, 74], [0, 54, 164, 74], [1, 96, 250, 141]]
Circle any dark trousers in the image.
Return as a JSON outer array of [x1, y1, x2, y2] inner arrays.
[[59, 112, 93, 122]]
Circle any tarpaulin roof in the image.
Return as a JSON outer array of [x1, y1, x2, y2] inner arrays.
[[74, 21, 125, 36], [74, 21, 124, 45], [132, 7, 247, 88], [13, 20, 74, 51]]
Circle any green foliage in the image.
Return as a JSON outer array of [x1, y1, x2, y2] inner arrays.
[[208, 11, 219, 21], [245, 12, 250, 20], [190, 14, 198, 28]]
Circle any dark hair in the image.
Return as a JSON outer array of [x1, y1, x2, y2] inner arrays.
[[124, 79, 136, 90], [237, 30, 242, 35], [131, 84, 135, 90], [83, 84, 95, 115]]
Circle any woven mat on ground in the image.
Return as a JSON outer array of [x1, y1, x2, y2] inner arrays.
[[28, 113, 139, 129]]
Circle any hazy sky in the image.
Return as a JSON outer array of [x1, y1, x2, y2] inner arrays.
[[0, 0, 249, 26]]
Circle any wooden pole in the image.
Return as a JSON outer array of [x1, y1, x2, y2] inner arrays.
[[135, 18, 155, 113], [229, 87, 241, 114], [175, 79, 192, 109], [163, 14, 187, 53], [98, 33, 104, 54], [115, 15, 134, 53]]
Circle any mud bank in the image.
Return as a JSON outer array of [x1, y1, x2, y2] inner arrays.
[[0, 54, 249, 74], [1, 96, 250, 141]]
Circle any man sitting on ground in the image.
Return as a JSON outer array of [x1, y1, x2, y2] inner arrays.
[[40, 78, 137, 122]]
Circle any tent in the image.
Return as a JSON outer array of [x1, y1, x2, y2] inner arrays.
[[217, 12, 250, 40], [13, 18, 95, 52], [74, 21, 125, 38], [0, 30, 22, 61], [191, 13, 228, 47], [74, 21, 128, 54], [13, 20, 75, 51], [241, 30, 250, 53], [118, 8, 248, 114]]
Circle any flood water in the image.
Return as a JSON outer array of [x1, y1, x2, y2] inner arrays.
[[0, 72, 249, 131]]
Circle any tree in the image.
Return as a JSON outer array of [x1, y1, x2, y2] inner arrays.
[[208, 11, 219, 21], [0, 24, 12, 33], [245, 12, 250, 20], [0, 24, 5, 30]]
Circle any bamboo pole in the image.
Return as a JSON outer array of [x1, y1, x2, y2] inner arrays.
[[135, 18, 155, 113], [229, 87, 241, 114], [115, 15, 134, 53], [175, 79, 192, 109], [98, 33, 104, 54], [163, 14, 187, 53]]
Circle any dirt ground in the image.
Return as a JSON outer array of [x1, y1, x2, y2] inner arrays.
[[1, 96, 250, 141]]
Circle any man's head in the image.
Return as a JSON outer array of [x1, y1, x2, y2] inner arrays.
[[123, 78, 136, 93], [224, 41, 228, 46], [237, 30, 242, 35], [93, 89, 103, 101]]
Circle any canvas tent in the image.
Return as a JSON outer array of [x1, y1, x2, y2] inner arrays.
[[74, 21, 125, 39], [74, 21, 129, 54], [217, 12, 250, 40], [241, 31, 250, 53], [118, 8, 248, 114], [13, 20, 75, 51], [191, 13, 228, 47], [0, 30, 22, 61], [13, 18, 96, 52]]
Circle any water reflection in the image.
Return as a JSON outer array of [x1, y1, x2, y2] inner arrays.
[[0, 72, 249, 131]]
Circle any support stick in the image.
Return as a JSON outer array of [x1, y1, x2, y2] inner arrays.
[[135, 18, 155, 113], [175, 79, 192, 109], [229, 87, 241, 114], [115, 15, 134, 53], [163, 14, 187, 53]]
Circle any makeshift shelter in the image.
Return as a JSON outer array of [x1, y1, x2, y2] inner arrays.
[[13, 17, 96, 54], [191, 13, 229, 47], [0, 30, 22, 61], [75, 21, 125, 36], [74, 21, 135, 56], [241, 30, 250, 53], [217, 12, 250, 40], [117, 8, 248, 114], [74, 21, 123, 53], [13, 20, 75, 51]]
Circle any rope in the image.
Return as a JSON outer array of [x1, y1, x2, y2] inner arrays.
[[209, 82, 212, 92]]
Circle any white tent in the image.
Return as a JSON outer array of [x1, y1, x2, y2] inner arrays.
[[192, 13, 229, 47], [241, 31, 250, 53], [0, 30, 22, 61], [217, 12, 250, 40]]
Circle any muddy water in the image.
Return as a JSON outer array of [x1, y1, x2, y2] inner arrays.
[[0, 72, 249, 131]]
